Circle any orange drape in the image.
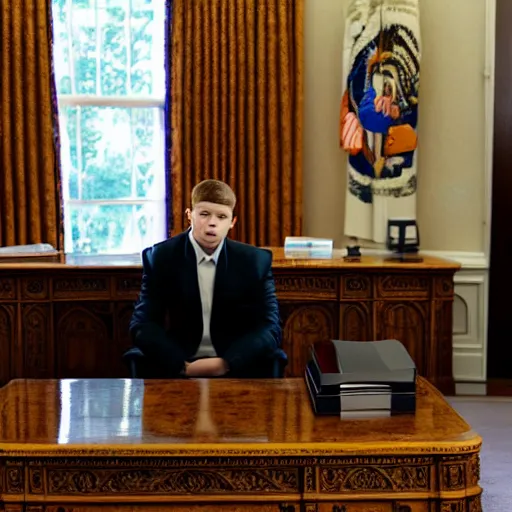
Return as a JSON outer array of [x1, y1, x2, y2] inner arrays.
[[0, 0, 63, 249], [169, 0, 303, 246]]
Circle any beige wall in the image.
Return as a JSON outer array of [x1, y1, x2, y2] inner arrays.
[[303, 0, 487, 252]]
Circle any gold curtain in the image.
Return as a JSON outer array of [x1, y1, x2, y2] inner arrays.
[[169, 0, 303, 246], [0, 0, 63, 249]]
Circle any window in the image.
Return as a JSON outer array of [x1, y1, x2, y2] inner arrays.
[[51, 0, 167, 255]]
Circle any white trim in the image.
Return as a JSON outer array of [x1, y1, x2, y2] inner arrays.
[[58, 95, 165, 108], [352, 248, 488, 269], [453, 274, 485, 285], [455, 382, 487, 395], [455, 344, 484, 350], [419, 251, 488, 270], [484, 0, 496, 262]]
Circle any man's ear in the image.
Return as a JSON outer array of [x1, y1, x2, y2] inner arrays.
[[230, 216, 238, 229], [185, 208, 192, 225]]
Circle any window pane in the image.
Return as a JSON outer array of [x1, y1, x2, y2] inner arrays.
[[66, 202, 166, 255], [59, 106, 165, 201], [52, 0, 165, 97], [58, 106, 79, 200], [52, 0, 167, 255]]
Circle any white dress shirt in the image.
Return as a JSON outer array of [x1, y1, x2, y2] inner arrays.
[[188, 230, 224, 358]]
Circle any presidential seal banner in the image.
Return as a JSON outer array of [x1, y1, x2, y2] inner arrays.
[[340, 0, 421, 243]]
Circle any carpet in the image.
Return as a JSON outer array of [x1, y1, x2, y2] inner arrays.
[[448, 396, 512, 511]]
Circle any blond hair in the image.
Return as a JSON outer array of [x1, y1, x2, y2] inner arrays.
[[191, 179, 236, 210]]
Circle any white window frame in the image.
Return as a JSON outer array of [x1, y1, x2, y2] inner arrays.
[[54, 0, 167, 255]]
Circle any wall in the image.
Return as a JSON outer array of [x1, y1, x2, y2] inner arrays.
[[302, 0, 494, 389]]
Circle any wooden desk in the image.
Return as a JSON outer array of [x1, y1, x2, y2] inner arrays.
[[0, 249, 459, 394], [0, 377, 481, 512]]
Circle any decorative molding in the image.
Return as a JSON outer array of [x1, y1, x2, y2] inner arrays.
[[319, 464, 430, 492], [452, 269, 489, 383], [46, 467, 300, 494], [453, 274, 485, 285], [0, 441, 482, 458], [275, 275, 338, 300], [357, 248, 488, 270], [0, 452, 481, 511], [455, 382, 487, 396]]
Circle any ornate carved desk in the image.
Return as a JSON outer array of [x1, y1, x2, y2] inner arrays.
[[0, 377, 481, 512], [0, 249, 460, 394]]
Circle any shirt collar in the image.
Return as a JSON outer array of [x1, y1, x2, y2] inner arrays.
[[188, 229, 224, 265]]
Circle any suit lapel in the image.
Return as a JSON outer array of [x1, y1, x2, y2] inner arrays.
[[183, 235, 203, 333], [213, 241, 228, 304]]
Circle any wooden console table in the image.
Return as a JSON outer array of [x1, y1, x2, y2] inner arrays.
[[0, 249, 459, 393], [0, 377, 482, 512]]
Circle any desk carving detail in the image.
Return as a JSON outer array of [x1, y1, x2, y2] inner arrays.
[[24, 279, 47, 298], [305, 466, 315, 492], [0, 279, 15, 299], [46, 468, 299, 494], [320, 465, 430, 492], [5, 464, 23, 493], [342, 274, 371, 297], [275, 275, 337, 297], [468, 454, 480, 486], [442, 464, 465, 490], [29, 468, 43, 494], [378, 276, 429, 296], [468, 496, 483, 512], [54, 278, 108, 294], [117, 277, 142, 293]]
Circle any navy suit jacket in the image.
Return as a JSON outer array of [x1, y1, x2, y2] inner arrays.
[[129, 231, 285, 377]]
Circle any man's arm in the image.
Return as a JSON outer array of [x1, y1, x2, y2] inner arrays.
[[129, 246, 187, 376], [221, 261, 282, 374]]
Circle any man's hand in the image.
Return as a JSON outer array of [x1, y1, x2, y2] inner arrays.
[[185, 358, 229, 377]]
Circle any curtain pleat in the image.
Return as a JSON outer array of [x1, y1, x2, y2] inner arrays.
[[0, 0, 63, 249], [168, 0, 303, 246]]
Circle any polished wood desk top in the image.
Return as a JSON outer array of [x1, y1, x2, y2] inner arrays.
[[269, 248, 461, 270], [0, 247, 460, 270], [0, 377, 479, 457]]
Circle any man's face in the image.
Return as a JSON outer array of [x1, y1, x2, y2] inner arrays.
[[188, 201, 236, 252]]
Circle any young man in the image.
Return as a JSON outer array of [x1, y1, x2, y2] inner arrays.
[[129, 179, 285, 378]]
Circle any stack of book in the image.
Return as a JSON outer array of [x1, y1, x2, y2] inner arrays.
[[305, 339, 416, 418], [284, 237, 333, 258]]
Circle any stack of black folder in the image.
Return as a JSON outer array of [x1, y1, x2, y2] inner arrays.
[[305, 339, 416, 417]]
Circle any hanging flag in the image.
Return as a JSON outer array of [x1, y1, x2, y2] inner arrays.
[[340, 0, 421, 243]]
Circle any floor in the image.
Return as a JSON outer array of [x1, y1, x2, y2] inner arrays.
[[448, 395, 512, 511]]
